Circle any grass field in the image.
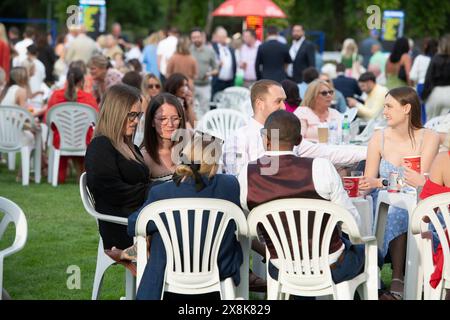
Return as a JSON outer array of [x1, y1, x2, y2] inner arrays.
[[0, 158, 392, 300]]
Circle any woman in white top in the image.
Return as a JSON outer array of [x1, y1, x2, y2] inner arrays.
[[0, 66, 29, 107], [294, 79, 342, 142]]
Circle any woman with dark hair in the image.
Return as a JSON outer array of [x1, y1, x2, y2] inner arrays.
[[35, 32, 57, 84], [281, 79, 301, 113], [410, 38, 438, 123], [422, 34, 450, 120], [141, 92, 187, 182], [122, 71, 143, 91], [163, 73, 196, 128], [360, 87, 440, 299], [45, 66, 98, 183], [385, 37, 412, 89]]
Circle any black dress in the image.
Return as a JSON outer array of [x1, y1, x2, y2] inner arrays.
[[85, 135, 151, 249]]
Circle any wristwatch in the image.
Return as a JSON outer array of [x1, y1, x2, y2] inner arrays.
[[381, 178, 389, 188]]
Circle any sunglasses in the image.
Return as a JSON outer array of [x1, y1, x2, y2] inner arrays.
[[127, 111, 144, 121], [319, 90, 334, 97], [148, 84, 161, 89], [155, 116, 182, 125]]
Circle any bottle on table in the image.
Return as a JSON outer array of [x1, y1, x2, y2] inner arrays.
[[342, 114, 351, 144]]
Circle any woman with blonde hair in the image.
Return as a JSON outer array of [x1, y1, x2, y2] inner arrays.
[[0, 66, 30, 108], [142, 31, 164, 77], [127, 131, 243, 300], [85, 84, 152, 264], [341, 38, 363, 78], [294, 79, 343, 142], [141, 73, 161, 112], [88, 54, 123, 103], [166, 36, 198, 87]]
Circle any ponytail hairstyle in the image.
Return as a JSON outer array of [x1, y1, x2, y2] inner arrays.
[[65, 67, 85, 102]]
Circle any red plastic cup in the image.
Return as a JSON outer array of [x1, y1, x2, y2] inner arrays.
[[403, 155, 421, 173], [343, 176, 361, 198]]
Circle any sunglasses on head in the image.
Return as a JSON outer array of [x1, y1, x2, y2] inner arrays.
[[148, 84, 161, 89], [319, 90, 334, 97], [127, 111, 144, 121]]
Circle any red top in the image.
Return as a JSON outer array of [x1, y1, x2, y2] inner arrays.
[[419, 151, 450, 289], [0, 40, 11, 81], [45, 89, 99, 149], [45, 88, 98, 121]]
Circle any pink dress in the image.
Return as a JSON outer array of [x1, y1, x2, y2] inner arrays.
[[293, 106, 342, 142]]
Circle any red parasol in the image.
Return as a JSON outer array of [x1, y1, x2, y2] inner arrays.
[[212, 0, 287, 18]]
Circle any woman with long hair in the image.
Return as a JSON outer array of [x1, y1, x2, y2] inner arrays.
[[385, 37, 412, 89], [281, 79, 301, 113], [0, 66, 29, 107], [359, 87, 440, 299], [340, 38, 363, 78], [85, 84, 151, 261], [166, 36, 198, 87], [163, 73, 196, 128], [294, 79, 342, 142], [141, 92, 186, 182], [88, 54, 123, 103], [45, 66, 98, 184]]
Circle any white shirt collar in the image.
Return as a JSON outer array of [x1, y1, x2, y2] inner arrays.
[[263, 151, 296, 156], [249, 117, 264, 129]]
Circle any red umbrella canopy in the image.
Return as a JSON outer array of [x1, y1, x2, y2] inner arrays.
[[212, 0, 287, 18]]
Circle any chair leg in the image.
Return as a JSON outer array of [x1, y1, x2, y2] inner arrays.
[[266, 274, 279, 300], [51, 150, 60, 187], [125, 269, 136, 300], [47, 148, 53, 184], [335, 281, 354, 300], [220, 277, 236, 300], [20, 147, 31, 186], [7, 152, 16, 171], [92, 246, 115, 300]]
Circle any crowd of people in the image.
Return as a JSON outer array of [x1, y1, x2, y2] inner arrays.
[[0, 21, 449, 301]]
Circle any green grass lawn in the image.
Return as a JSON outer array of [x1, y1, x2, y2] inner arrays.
[[0, 161, 126, 300], [0, 158, 392, 300]]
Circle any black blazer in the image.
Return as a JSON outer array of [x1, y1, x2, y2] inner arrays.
[[255, 39, 292, 83], [212, 42, 237, 82], [292, 39, 316, 83], [85, 135, 151, 250], [332, 75, 362, 99]]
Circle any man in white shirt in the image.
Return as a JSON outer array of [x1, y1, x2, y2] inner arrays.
[[13, 27, 34, 67], [222, 79, 367, 175], [239, 29, 261, 88], [157, 27, 179, 82], [211, 27, 236, 98], [238, 110, 382, 287]]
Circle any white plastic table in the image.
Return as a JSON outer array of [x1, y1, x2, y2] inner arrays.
[[374, 190, 420, 300]]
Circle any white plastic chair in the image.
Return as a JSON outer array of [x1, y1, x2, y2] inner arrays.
[[79, 173, 136, 300], [134, 198, 248, 300], [0, 105, 41, 186], [425, 114, 450, 131], [247, 199, 379, 300], [213, 88, 252, 116], [47, 103, 97, 187], [0, 197, 28, 300], [411, 192, 450, 300], [199, 109, 248, 141], [341, 107, 358, 123], [354, 118, 386, 143], [133, 116, 145, 147]]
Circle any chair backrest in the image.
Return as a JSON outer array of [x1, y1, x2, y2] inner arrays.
[[199, 109, 248, 141], [79, 173, 128, 225], [214, 89, 252, 116], [135, 198, 248, 297], [411, 192, 450, 298], [0, 105, 33, 152], [355, 118, 386, 143], [0, 197, 28, 259], [133, 116, 145, 147], [247, 198, 362, 293], [342, 107, 358, 123], [46, 103, 97, 153]]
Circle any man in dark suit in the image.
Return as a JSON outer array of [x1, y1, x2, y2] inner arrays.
[[290, 24, 316, 83], [255, 25, 291, 83], [332, 63, 362, 99], [211, 27, 237, 99]]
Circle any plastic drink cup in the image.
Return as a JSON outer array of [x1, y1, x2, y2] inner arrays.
[[317, 123, 329, 144], [343, 176, 361, 197], [403, 155, 421, 173]]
